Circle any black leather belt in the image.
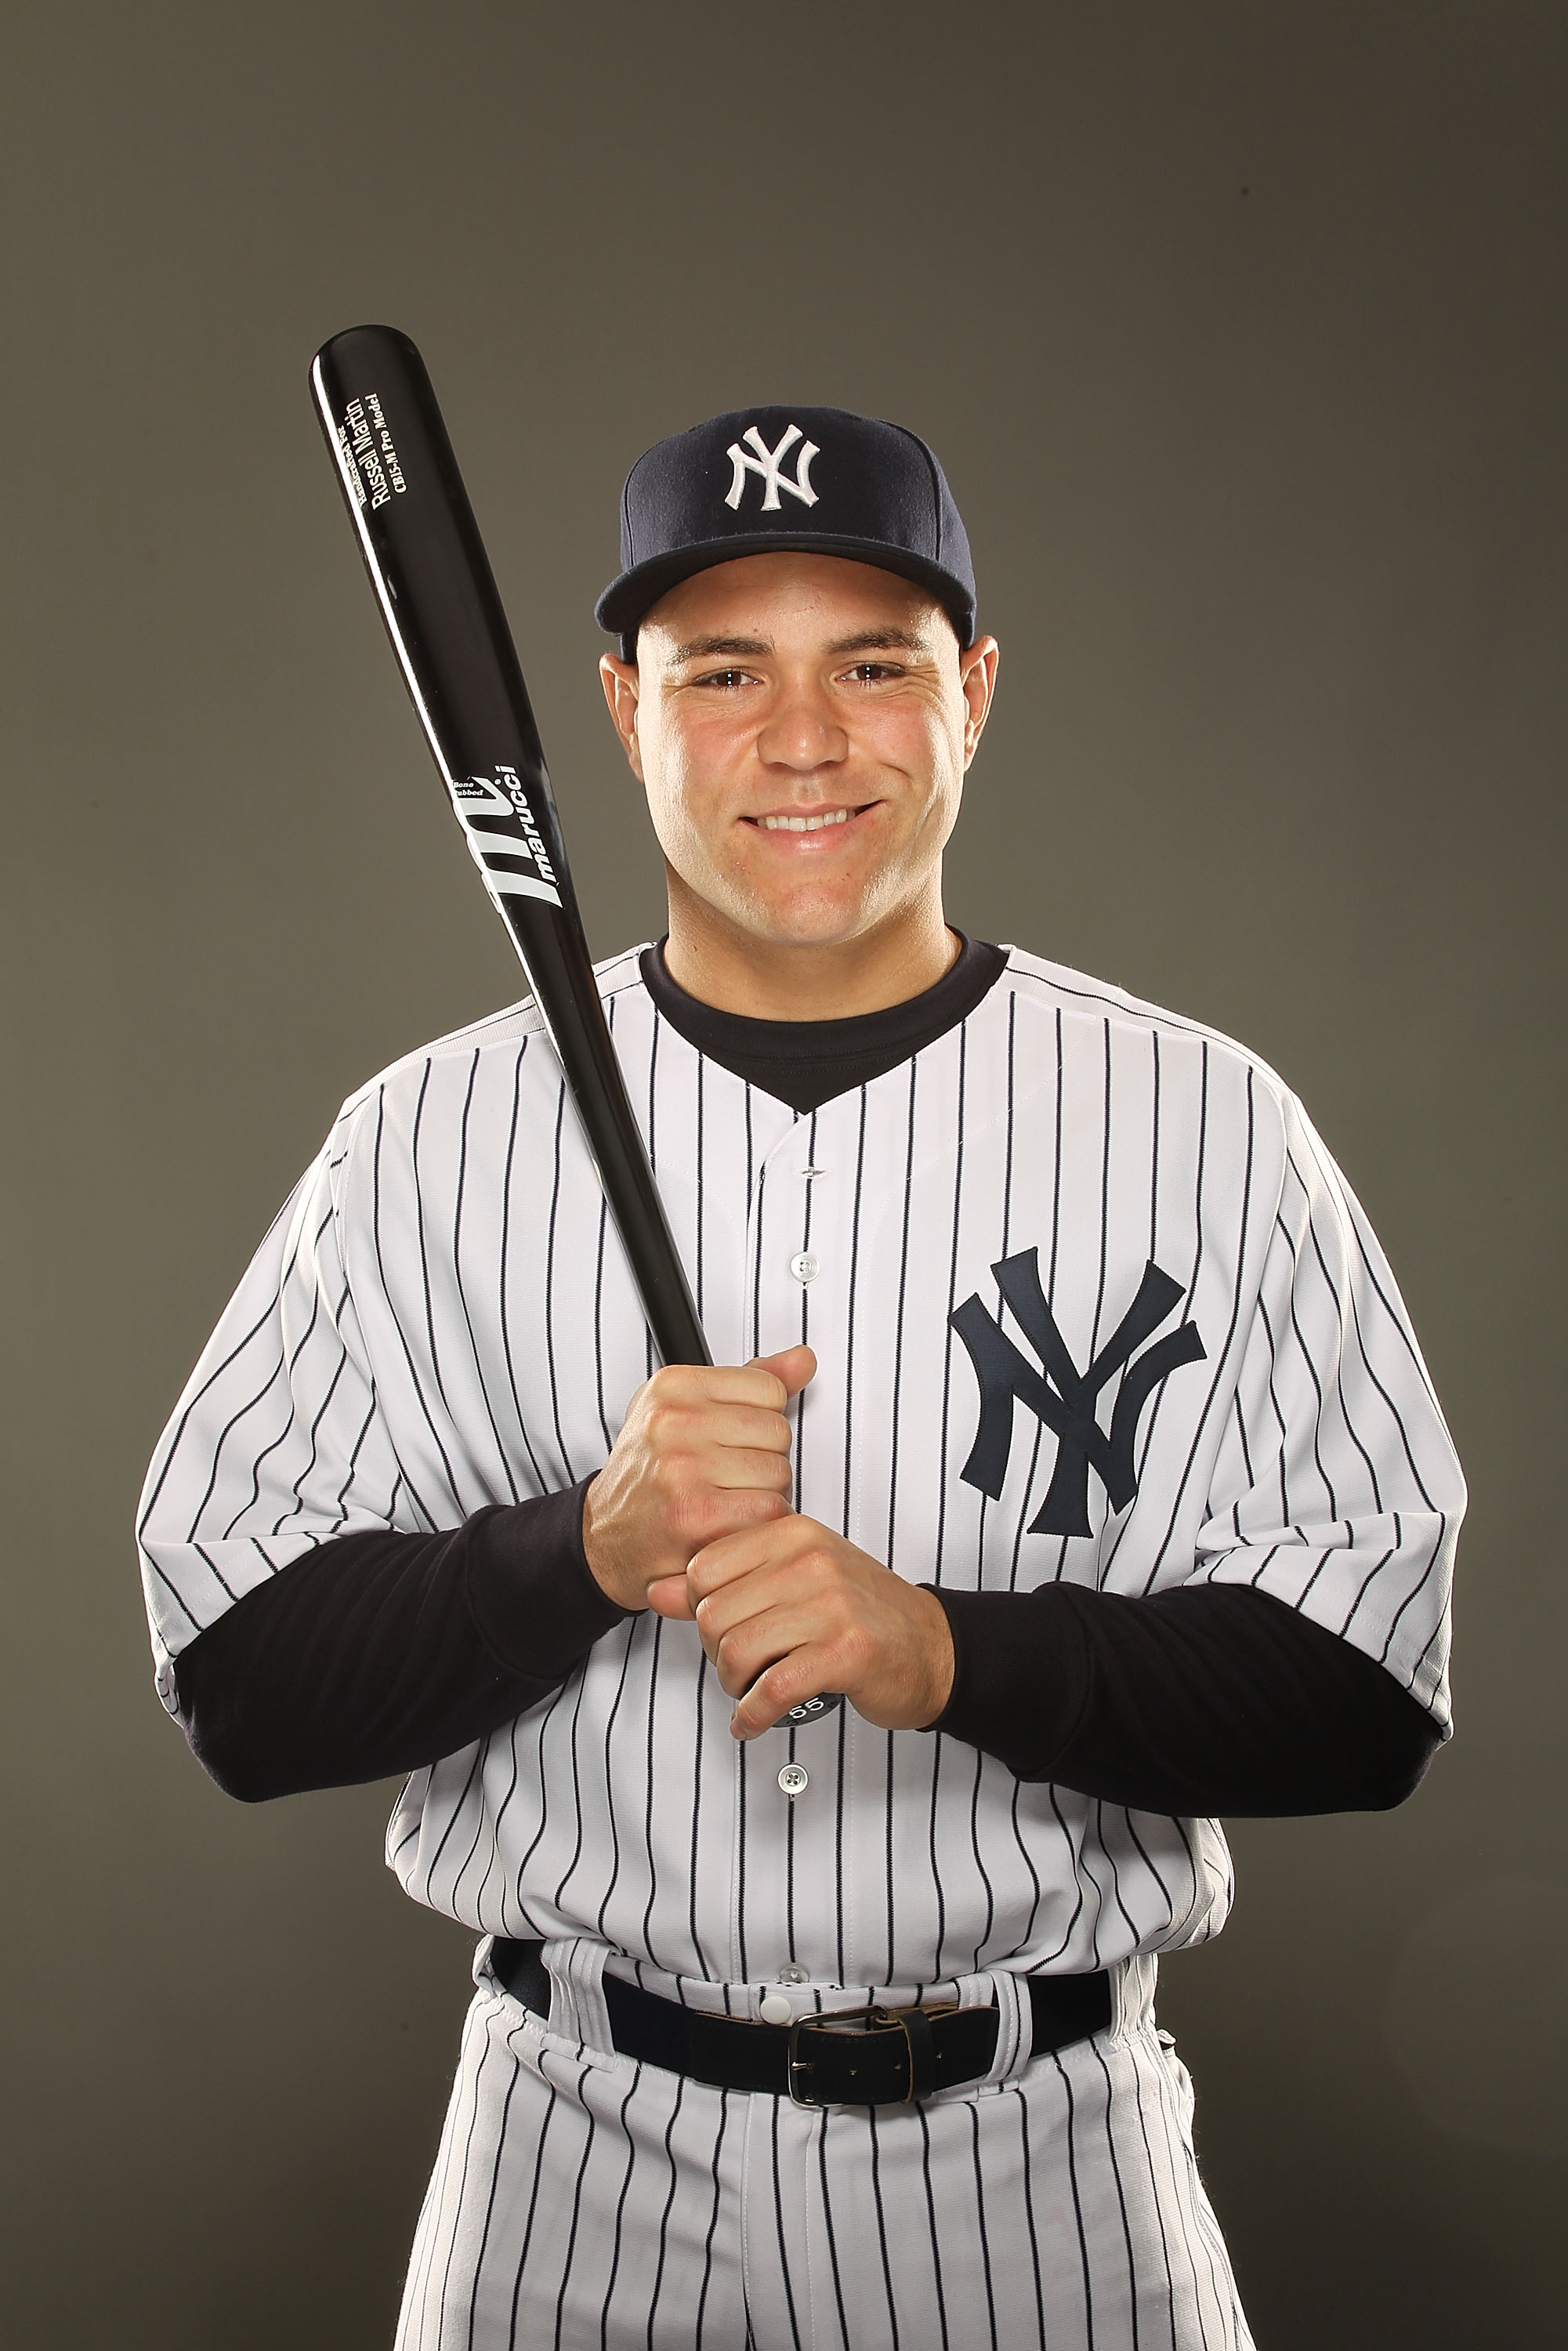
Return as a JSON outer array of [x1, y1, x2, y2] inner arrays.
[[490, 1938, 1111, 2107]]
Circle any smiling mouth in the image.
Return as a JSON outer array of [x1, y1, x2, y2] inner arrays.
[[749, 805, 869, 833]]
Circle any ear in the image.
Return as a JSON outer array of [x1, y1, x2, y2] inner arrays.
[[599, 654, 645, 781], [958, 636, 999, 767]]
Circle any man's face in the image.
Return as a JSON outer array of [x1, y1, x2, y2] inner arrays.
[[600, 552, 997, 956]]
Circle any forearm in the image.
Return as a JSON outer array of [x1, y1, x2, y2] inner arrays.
[[927, 1581, 1441, 1816], [172, 1482, 629, 1800]]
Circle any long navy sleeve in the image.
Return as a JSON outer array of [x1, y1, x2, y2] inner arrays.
[[175, 1503, 1437, 1813]]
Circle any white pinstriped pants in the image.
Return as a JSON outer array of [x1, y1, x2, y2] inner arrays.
[[393, 1940, 1255, 2351]]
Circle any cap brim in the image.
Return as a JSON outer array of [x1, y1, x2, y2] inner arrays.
[[595, 534, 976, 648]]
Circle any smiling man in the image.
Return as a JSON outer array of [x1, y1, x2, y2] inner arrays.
[[599, 549, 990, 1021], [139, 406, 1464, 2350]]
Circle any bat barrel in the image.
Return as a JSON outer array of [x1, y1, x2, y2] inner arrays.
[[311, 324, 709, 1370]]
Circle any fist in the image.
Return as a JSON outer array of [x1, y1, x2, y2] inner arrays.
[[685, 1516, 957, 1739], [581, 1346, 815, 1614]]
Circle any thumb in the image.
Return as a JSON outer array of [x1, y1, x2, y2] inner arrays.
[[750, 1344, 817, 1400], [646, 1573, 695, 1621]]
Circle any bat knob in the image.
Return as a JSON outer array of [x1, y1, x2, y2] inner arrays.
[[782, 1691, 845, 1727]]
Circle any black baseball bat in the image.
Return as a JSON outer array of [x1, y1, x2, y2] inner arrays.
[[310, 324, 709, 1371], [309, 326, 842, 1730]]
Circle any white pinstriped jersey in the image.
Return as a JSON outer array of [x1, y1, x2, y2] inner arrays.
[[138, 945, 1462, 2001]]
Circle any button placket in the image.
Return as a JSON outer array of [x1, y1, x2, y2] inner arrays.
[[792, 1153, 822, 1287]]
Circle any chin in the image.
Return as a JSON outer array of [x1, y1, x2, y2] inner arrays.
[[733, 887, 885, 951]]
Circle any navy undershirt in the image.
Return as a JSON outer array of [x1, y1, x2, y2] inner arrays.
[[173, 942, 1440, 1814], [637, 934, 1010, 1112]]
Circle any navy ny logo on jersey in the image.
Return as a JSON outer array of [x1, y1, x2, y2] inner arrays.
[[951, 1252, 1205, 1537]]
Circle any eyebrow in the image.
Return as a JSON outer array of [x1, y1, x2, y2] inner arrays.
[[824, 627, 933, 657], [668, 634, 773, 662], [667, 625, 934, 664]]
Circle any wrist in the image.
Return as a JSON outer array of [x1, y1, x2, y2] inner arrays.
[[920, 1586, 957, 1725], [581, 1474, 642, 1613]]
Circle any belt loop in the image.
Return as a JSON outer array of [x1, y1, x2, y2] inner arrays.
[[978, 1970, 1032, 2087], [1111, 1951, 1158, 2045], [542, 1936, 615, 2056]]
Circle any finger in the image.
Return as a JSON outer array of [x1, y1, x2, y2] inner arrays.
[[692, 1558, 830, 1649], [645, 1574, 694, 1619], [639, 1404, 794, 1466], [705, 1409, 798, 1459], [686, 1516, 812, 1601], [748, 1345, 817, 1401], [699, 1444, 795, 1491], [730, 1647, 838, 1741], [650, 1361, 802, 1412], [662, 1488, 791, 1564], [704, 1594, 854, 1697]]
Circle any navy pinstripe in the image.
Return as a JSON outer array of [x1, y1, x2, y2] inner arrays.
[[139, 944, 1462, 2348]]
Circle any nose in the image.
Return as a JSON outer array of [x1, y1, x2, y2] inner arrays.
[[755, 676, 849, 773]]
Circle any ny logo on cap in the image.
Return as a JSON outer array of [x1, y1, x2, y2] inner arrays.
[[950, 1251, 1205, 1537], [724, 423, 820, 513]]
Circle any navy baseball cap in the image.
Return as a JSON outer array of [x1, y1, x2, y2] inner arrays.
[[595, 405, 977, 657]]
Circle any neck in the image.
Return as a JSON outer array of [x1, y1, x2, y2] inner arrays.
[[661, 890, 960, 1021]]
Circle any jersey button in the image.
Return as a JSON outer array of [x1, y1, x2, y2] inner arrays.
[[790, 1252, 820, 1284], [777, 1762, 809, 1797], [777, 1964, 809, 1985], [759, 1993, 794, 2025]]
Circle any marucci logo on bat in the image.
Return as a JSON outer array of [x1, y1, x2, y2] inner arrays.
[[451, 768, 563, 908]]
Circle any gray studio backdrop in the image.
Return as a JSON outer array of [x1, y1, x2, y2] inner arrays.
[[4, 3, 1563, 2344]]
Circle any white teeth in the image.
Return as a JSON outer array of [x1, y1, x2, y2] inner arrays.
[[760, 808, 853, 831]]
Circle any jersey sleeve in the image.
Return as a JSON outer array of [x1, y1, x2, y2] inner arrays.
[[1189, 1088, 1465, 1730], [136, 1108, 406, 1715]]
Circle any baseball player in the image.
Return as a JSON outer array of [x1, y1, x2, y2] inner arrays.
[[139, 406, 1463, 2350]]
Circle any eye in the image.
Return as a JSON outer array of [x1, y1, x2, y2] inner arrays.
[[692, 668, 757, 690], [842, 661, 902, 684]]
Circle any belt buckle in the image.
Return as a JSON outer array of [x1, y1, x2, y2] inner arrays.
[[787, 2002, 954, 2109]]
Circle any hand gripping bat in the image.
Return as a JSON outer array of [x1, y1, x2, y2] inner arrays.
[[310, 324, 842, 1727]]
